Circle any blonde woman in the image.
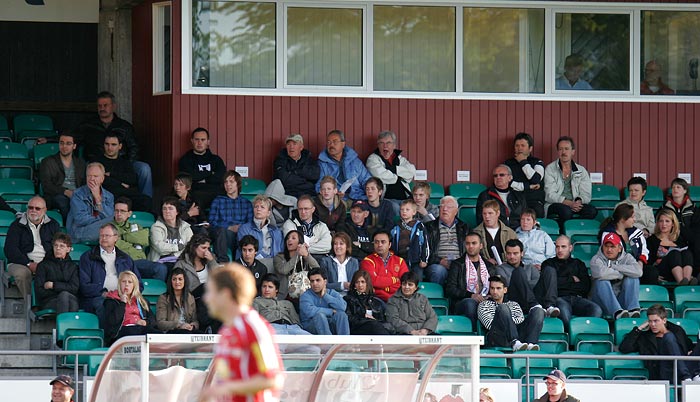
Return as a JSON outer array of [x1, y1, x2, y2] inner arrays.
[[647, 209, 696, 285], [103, 271, 157, 344]]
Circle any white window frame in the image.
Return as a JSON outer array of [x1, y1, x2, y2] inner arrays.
[[152, 1, 172, 95], [181, 0, 700, 103]]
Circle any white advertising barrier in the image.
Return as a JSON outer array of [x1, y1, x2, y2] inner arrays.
[[419, 379, 521, 402], [535, 380, 669, 402], [0, 0, 99, 23], [280, 371, 419, 402], [685, 382, 700, 401], [0, 378, 52, 401]]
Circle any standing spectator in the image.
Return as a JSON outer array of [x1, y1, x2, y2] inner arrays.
[[535, 370, 581, 402], [360, 230, 409, 302], [477, 275, 543, 351], [517, 209, 555, 267], [390, 199, 429, 278], [273, 133, 320, 198], [590, 232, 642, 319], [237, 235, 269, 294], [273, 230, 320, 300], [103, 270, 156, 345], [365, 177, 397, 231], [263, 179, 297, 229], [171, 172, 207, 232], [156, 267, 199, 333], [208, 170, 253, 262], [39, 131, 85, 220], [77, 91, 152, 197], [282, 195, 332, 258], [543, 236, 602, 329], [473, 200, 518, 264], [299, 268, 350, 335], [314, 176, 346, 232], [617, 177, 655, 236], [94, 134, 152, 211], [319, 232, 359, 295], [544, 136, 597, 225], [148, 197, 193, 267], [236, 194, 282, 264], [336, 200, 375, 260], [412, 181, 439, 223], [504, 132, 545, 217], [344, 270, 391, 335], [386, 272, 437, 336], [647, 209, 696, 285], [34, 233, 79, 314], [365, 130, 417, 203], [67, 162, 115, 243], [316, 130, 371, 201], [4, 196, 60, 299], [425, 196, 470, 285], [253, 273, 311, 335], [112, 197, 167, 281], [476, 164, 527, 230], [178, 127, 227, 208], [600, 203, 649, 265], [445, 233, 495, 329]]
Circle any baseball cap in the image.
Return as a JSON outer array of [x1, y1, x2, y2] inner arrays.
[[350, 200, 369, 212], [544, 369, 566, 383], [285, 133, 304, 144], [602, 232, 622, 246], [50, 374, 74, 389]]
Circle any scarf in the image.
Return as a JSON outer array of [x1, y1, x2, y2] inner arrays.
[[465, 254, 489, 296]]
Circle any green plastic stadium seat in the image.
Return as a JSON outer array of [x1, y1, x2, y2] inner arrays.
[[569, 317, 613, 355], [563, 219, 600, 243], [674, 286, 700, 317], [4, 193, 32, 212], [557, 351, 604, 379], [436, 315, 474, 335], [639, 285, 674, 314], [64, 328, 104, 365], [88, 347, 109, 376], [411, 181, 445, 199], [31, 281, 56, 320], [539, 317, 569, 354], [33, 143, 59, 168], [240, 178, 266, 195], [480, 349, 511, 379], [448, 182, 486, 206], [0, 142, 29, 159], [614, 317, 645, 346], [511, 351, 555, 380], [184, 358, 213, 371], [429, 298, 449, 316], [0, 178, 35, 196], [669, 318, 699, 343], [0, 158, 33, 180], [0, 116, 12, 142], [69, 243, 92, 262], [13, 114, 56, 142], [458, 206, 477, 228], [590, 184, 621, 210], [283, 358, 318, 372], [538, 218, 560, 238], [572, 243, 598, 266], [0, 210, 17, 227], [130, 211, 156, 228], [143, 279, 167, 307], [46, 210, 64, 227], [603, 352, 649, 380], [418, 282, 444, 298], [689, 187, 700, 203]]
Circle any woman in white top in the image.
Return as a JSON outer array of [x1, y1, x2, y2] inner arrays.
[[148, 196, 194, 265], [319, 232, 360, 295]]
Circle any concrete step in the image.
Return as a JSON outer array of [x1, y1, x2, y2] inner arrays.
[[0, 334, 30, 349], [0, 317, 55, 334], [1, 299, 27, 318], [0, 354, 53, 369]]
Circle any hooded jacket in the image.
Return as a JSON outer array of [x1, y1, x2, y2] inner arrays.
[[365, 149, 416, 200], [177, 149, 226, 187], [273, 148, 320, 198], [316, 146, 372, 201], [336, 220, 375, 260], [590, 248, 643, 281], [476, 186, 527, 230], [600, 225, 649, 264], [544, 160, 592, 213], [390, 220, 429, 266], [4, 213, 60, 266]]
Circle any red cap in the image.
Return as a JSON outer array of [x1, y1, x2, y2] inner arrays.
[[603, 232, 622, 246]]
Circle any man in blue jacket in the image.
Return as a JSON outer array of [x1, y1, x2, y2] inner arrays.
[[316, 130, 371, 201], [67, 162, 115, 243], [300, 268, 350, 335]]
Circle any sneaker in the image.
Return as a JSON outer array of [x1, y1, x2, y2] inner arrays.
[[530, 304, 544, 313], [693, 374, 700, 382], [629, 309, 641, 318], [512, 340, 528, 352], [546, 306, 561, 318], [679, 278, 690, 286], [615, 310, 630, 320], [690, 277, 699, 286], [527, 343, 540, 351]]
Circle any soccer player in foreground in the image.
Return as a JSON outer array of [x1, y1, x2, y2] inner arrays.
[[200, 263, 284, 402]]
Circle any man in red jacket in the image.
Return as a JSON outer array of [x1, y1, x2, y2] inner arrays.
[[360, 230, 409, 302]]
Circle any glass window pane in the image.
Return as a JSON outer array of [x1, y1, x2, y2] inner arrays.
[[373, 5, 455, 92], [554, 13, 630, 91], [192, 1, 276, 88], [287, 7, 362, 86], [153, 3, 171, 93], [641, 11, 700, 96], [463, 8, 544, 93]]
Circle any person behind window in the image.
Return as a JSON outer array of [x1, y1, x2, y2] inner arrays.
[[103, 270, 157, 345], [156, 267, 199, 333], [641, 60, 675, 95], [35, 233, 79, 314], [555, 54, 593, 90]]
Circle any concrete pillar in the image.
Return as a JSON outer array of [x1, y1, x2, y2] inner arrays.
[[97, 5, 132, 121]]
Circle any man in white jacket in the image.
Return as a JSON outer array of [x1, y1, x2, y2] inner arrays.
[[590, 232, 642, 319], [282, 195, 332, 259], [365, 130, 416, 207]]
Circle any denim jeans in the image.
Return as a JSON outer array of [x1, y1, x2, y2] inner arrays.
[[658, 332, 694, 383], [556, 295, 603, 329], [485, 303, 544, 347], [302, 311, 350, 335], [133, 161, 153, 198], [453, 298, 480, 331], [591, 277, 640, 316], [134, 259, 168, 282], [424, 263, 448, 286]]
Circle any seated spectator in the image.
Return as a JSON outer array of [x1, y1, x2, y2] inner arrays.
[[544, 136, 597, 226], [386, 272, 437, 336], [0, 195, 17, 215], [263, 180, 297, 229], [641, 60, 675, 95], [542, 235, 602, 329], [600, 203, 649, 267], [319, 232, 359, 296], [555, 54, 593, 90], [647, 209, 696, 285], [365, 177, 396, 231], [94, 134, 152, 211], [360, 230, 409, 302], [336, 200, 375, 260], [39, 131, 85, 220], [273, 133, 320, 198], [282, 195, 332, 258], [590, 232, 642, 319], [236, 195, 282, 266], [103, 270, 157, 345], [79, 223, 141, 317], [172, 172, 207, 232], [299, 268, 350, 335], [156, 267, 199, 333], [390, 199, 428, 277], [365, 130, 416, 203], [504, 132, 545, 217], [517, 209, 555, 267], [495, 239, 558, 317], [237, 235, 268, 294], [112, 197, 167, 281], [445, 233, 495, 329], [617, 177, 655, 236], [316, 129, 371, 201], [148, 197, 194, 268], [474, 200, 518, 265], [344, 270, 391, 335], [425, 196, 469, 285], [412, 181, 439, 223], [477, 164, 527, 230], [273, 230, 320, 300], [253, 273, 311, 335], [67, 162, 115, 243], [178, 127, 226, 208], [664, 177, 699, 240], [314, 176, 346, 232], [4, 196, 60, 299], [620, 304, 700, 383], [478, 275, 543, 351], [209, 170, 253, 262], [34, 233, 79, 314]]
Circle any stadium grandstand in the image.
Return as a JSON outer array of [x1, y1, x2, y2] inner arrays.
[[1, 0, 700, 401]]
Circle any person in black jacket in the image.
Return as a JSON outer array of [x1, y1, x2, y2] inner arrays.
[[344, 270, 391, 335], [424, 196, 470, 285], [35, 233, 79, 314], [504, 132, 545, 218], [102, 270, 158, 345], [620, 304, 700, 383], [178, 127, 227, 209], [273, 133, 320, 198], [646, 209, 696, 285], [336, 200, 376, 260], [476, 164, 527, 230]]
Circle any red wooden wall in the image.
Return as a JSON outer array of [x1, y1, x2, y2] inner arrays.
[[133, 0, 700, 197]]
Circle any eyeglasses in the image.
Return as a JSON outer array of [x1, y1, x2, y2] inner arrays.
[[27, 206, 44, 211], [59, 141, 74, 146], [493, 173, 509, 177], [114, 209, 130, 214]]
